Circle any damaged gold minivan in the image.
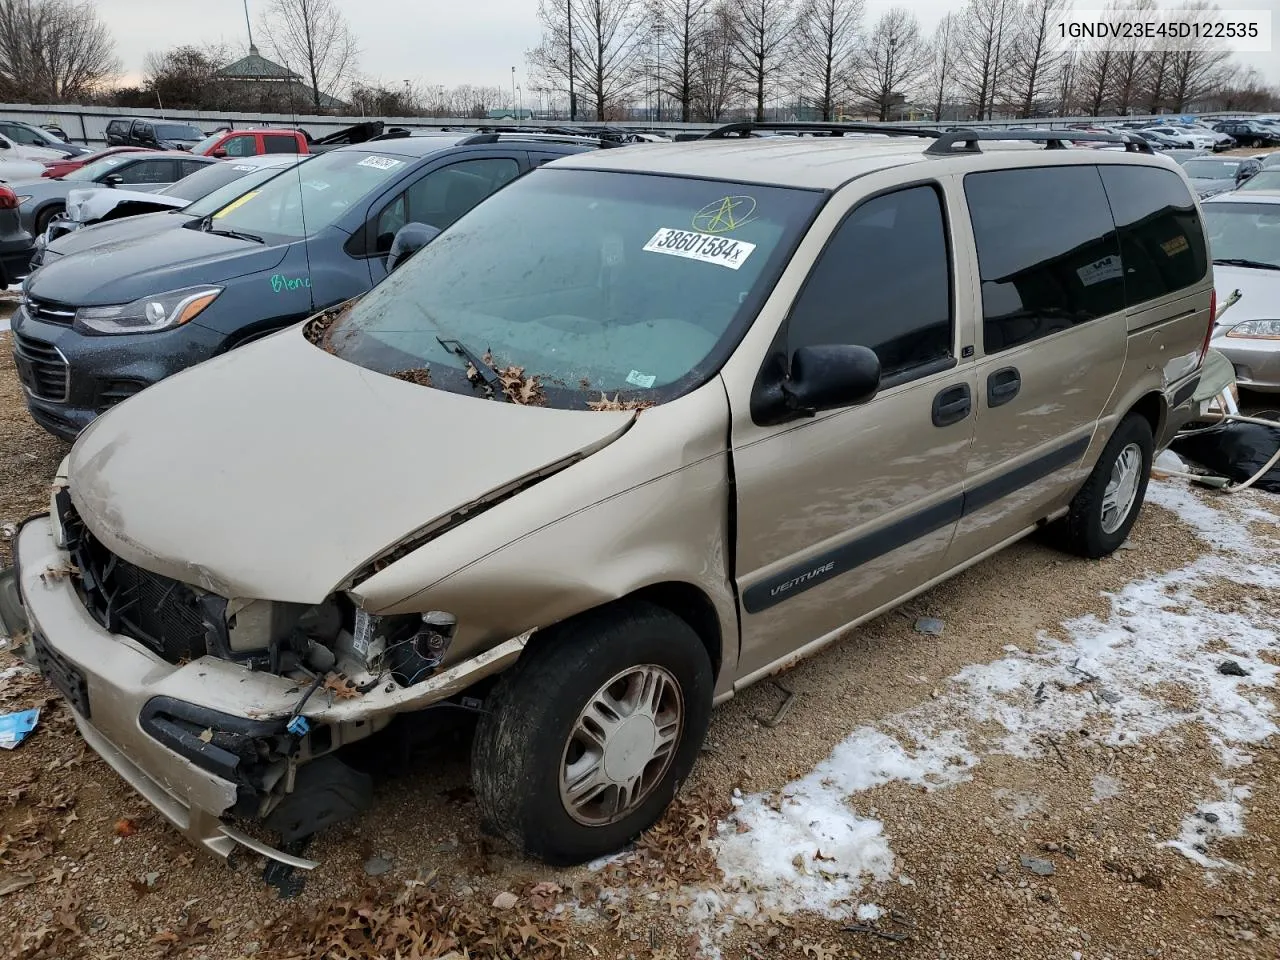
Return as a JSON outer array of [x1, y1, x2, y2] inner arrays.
[[2, 125, 1215, 870]]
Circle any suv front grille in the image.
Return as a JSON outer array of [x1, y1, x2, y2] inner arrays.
[[56, 489, 209, 664], [13, 332, 69, 401], [23, 296, 76, 326]]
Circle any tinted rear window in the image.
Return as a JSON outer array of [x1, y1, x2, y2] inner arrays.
[[1098, 165, 1207, 306], [965, 166, 1124, 353]]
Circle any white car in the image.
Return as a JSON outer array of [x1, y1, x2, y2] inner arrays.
[[0, 158, 44, 182], [1164, 125, 1221, 151], [0, 132, 65, 162]]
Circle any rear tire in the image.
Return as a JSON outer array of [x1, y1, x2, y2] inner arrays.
[[472, 601, 713, 865], [1060, 414, 1154, 559]]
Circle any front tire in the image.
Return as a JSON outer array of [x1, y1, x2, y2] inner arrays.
[[472, 601, 713, 865], [1060, 414, 1154, 559], [34, 205, 63, 236]]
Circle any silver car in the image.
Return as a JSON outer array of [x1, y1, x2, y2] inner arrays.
[[1203, 192, 1280, 390]]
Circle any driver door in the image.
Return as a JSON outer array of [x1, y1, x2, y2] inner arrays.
[[360, 153, 524, 285], [721, 175, 978, 683]]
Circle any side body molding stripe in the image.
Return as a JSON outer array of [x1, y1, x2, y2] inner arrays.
[[742, 434, 1093, 613]]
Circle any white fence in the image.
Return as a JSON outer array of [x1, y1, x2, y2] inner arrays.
[[0, 100, 1265, 145]]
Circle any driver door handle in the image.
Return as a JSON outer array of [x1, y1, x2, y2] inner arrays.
[[932, 383, 972, 428]]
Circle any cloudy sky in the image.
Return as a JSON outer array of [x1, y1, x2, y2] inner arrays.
[[98, 0, 1279, 95]]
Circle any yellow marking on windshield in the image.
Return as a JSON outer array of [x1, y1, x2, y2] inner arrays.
[[214, 190, 260, 219], [692, 196, 757, 234]]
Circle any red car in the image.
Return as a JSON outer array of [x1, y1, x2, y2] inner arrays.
[[189, 128, 308, 158], [42, 145, 152, 179]]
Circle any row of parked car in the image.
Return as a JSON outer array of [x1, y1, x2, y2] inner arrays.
[[0, 120, 1275, 878]]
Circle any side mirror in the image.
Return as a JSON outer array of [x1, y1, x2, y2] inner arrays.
[[0, 140, 9, 150], [103, 174, 122, 187], [387, 222, 440, 273], [211, 148, 227, 159], [754, 344, 881, 424]]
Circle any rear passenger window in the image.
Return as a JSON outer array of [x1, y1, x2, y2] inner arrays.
[[263, 135, 299, 154], [1098, 165, 1207, 306], [788, 184, 953, 380], [966, 167, 1124, 354]]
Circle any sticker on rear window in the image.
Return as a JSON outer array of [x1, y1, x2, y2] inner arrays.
[[1076, 254, 1122, 287], [692, 195, 757, 234], [643, 228, 756, 270], [358, 156, 402, 170]]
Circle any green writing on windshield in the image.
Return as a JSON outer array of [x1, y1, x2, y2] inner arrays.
[[270, 273, 311, 293]]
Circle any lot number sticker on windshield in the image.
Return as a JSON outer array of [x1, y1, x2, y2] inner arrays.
[[358, 156, 402, 170], [643, 227, 755, 270]]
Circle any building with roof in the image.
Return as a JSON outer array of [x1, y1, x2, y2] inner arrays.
[[215, 44, 348, 113]]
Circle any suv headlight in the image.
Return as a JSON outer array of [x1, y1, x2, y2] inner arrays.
[[1226, 320, 1280, 340], [76, 286, 222, 335]]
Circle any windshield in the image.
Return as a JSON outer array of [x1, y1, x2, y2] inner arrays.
[[190, 133, 222, 155], [161, 160, 289, 203], [63, 155, 132, 182], [1237, 171, 1280, 192], [1183, 159, 1241, 179], [203, 149, 409, 242], [1204, 203, 1280, 269], [325, 168, 821, 409], [156, 123, 202, 141], [182, 162, 303, 218]]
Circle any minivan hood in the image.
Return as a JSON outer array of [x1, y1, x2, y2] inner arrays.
[[27, 225, 287, 305], [68, 328, 635, 604], [45, 210, 190, 258]]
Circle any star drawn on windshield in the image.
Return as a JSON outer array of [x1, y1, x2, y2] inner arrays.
[[692, 195, 758, 234]]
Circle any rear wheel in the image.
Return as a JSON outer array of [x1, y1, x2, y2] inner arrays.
[[1059, 413, 1154, 559], [471, 601, 713, 865]]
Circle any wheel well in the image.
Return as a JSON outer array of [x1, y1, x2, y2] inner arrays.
[[1128, 392, 1165, 443], [628, 582, 723, 677]]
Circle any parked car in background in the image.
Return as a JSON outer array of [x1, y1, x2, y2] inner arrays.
[[105, 118, 206, 151], [1234, 170, 1280, 194], [1213, 120, 1280, 148], [1135, 127, 1194, 149], [0, 158, 45, 183], [38, 154, 309, 249], [0, 185, 32, 287], [14, 135, 594, 440], [11, 151, 216, 236], [41, 123, 72, 143], [41, 146, 153, 179], [0, 126, 1214, 870], [0, 132, 67, 163], [1260, 152, 1280, 170], [1202, 193, 1280, 391], [0, 120, 88, 158], [189, 128, 308, 158], [1180, 155, 1262, 198], [1162, 124, 1219, 150]]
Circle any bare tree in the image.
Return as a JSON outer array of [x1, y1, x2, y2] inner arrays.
[[924, 12, 959, 122], [1077, 42, 1116, 115], [790, 0, 863, 121], [1207, 65, 1280, 112], [143, 43, 231, 111], [731, 0, 792, 121], [260, 0, 358, 113], [954, 0, 1018, 120], [1055, 48, 1078, 114], [692, 0, 742, 119], [656, 0, 712, 122], [1140, 48, 1172, 112], [849, 7, 929, 121], [1103, 0, 1155, 115], [1164, 2, 1232, 111], [0, 0, 118, 102], [1007, 0, 1065, 118], [528, 0, 650, 121]]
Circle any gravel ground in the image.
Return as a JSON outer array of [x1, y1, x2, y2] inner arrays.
[[0, 326, 1278, 960]]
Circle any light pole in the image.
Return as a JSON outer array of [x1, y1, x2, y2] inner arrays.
[[517, 84, 522, 120], [511, 66, 516, 116]]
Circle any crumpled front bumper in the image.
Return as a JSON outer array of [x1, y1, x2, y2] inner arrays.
[[7, 511, 530, 867]]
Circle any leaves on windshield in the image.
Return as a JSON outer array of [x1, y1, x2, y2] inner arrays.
[[465, 350, 547, 405], [587, 392, 655, 412], [391, 368, 433, 387], [303, 312, 338, 354]]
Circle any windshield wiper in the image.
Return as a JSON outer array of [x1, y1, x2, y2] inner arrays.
[[1214, 257, 1280, 272], [195, 214, 264, 244], [436, 336, 507, 397]]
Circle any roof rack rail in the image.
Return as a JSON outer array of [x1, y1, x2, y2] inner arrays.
[[924, 127, 1154, 155], [458, 130, 618, 149], [704, 120, 943, 139]]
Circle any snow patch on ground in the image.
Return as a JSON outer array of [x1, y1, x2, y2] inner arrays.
[[1091, 774, 1123, 803], [1162, 780, 1252, 870], [708, 482, 1280, 926]]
